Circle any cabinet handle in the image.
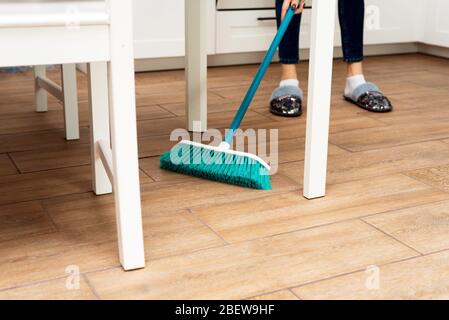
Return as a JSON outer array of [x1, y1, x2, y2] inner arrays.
[[257, 5, 312, 21]]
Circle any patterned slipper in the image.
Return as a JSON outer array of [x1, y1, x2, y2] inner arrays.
[[344, 82, 393, 113], [269, 85, 303, 117]]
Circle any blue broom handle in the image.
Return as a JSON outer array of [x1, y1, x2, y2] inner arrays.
[[224, 6, 296, 144]]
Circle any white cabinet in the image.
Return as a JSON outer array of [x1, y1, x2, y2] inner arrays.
[[423, 0, 449, 48], [216, 0, 422, 54], [132, 0, 215, 59], [132, 0, 448, 60], [362, 0, 421, 45], [216, 8, 312, 54]]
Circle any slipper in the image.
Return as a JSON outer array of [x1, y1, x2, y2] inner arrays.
[[344, 82, 393, 113], [269, 85, 303, 117]]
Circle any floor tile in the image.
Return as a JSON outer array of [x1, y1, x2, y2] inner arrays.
[[279, 141, 449, 185], [193, 174, 448, 243], [87, 220, 417, 300], [364, 200, 449, 254], [0, 277, 97, 300], [293, 250, 449, 300], [0, 201, 55, 242]]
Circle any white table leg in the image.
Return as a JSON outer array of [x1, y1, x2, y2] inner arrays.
[[185, 0, 208, 132], [33, 65, 48, 112], [88, 62, 112, 196], [107, 0, 145, 270], [61, 64, 80, 140], [303, 0, 337, 199]]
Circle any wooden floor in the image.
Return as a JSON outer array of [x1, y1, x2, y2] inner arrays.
[[1, 53, 449, 300]]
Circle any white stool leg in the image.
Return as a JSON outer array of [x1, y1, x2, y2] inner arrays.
[[88, 62, 112, 195], [33, 65, 48, 112], [185, 0, 208, 132], [303, 0, 337, 199], [107, 1, 145, 271], [61, 64, 80, 140]]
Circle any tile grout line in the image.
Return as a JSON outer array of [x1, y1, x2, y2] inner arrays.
[[84, 243, 232, 277], [3, 163, 92, 175], [289, 246, 449, 294], [280, 158, 449, 191], [248, 253, 428, 300], [0, 274, 68, 293], [329, 135, 449, 154], [0, 190, 95, 212], [288, 288, 303, 300], [359, 218, 424, 256], [156, 103, 181, 118], [39, 199, 60, 231], [139, 168, 157, 183], [402, 169, 449, 194], [327, 139, 449, 165], [16, 163, 92, 175], [243, 287, 300, 300], [286, 255, 422, 294], [184, 192, 449, 249], [82, 273, 101, 300], [187, 208, 230, 246], [6, 140, 91, 156], [6, 152, 21, 174]]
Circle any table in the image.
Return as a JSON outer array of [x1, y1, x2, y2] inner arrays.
[[185, 0, 337, 199]]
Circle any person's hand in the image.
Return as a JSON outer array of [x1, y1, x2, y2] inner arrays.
[[281, 0, 305, 21]]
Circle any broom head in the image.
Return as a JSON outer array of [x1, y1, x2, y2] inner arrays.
[[160, 140, 272, 190]]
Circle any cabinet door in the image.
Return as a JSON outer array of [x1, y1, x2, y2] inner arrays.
[[423, 0, 449, 47], [132, 0, 215, 59], [216, 8, 313, 54], [360, 0, 421, 45]]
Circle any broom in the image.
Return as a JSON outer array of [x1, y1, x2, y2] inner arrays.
[[160, 6, 297, 190]]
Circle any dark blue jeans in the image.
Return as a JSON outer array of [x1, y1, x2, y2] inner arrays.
[[276, 0, 365, 64]]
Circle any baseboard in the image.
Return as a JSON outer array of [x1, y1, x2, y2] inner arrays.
[[417, 43, 449, 59], [77, 42, 445, 74], [135, 43, 420, 72]]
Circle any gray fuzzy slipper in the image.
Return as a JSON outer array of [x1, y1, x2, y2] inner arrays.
[[344, 82, 393, 113], [269, 85, 303, 117]]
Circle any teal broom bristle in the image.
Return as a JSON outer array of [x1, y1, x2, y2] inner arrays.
[[160, 143, 272, 190]]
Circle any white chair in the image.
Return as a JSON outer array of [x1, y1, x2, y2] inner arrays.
[[33, 63, 80, 140], [0, 0, 145, 270]]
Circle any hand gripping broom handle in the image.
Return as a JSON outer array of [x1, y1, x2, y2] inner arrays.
[[224, 6, 296, 145]]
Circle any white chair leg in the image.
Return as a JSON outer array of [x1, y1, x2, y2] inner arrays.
[[185, 0, 208, 132], [61, 64, 80, 140], [33, 65, 48, 112], [107, 0, 145, 271], [88, 62, 112, 196], [303, 0, 337, 199]]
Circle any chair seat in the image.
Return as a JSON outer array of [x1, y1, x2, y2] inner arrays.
[[0, 1, 108, 28]]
